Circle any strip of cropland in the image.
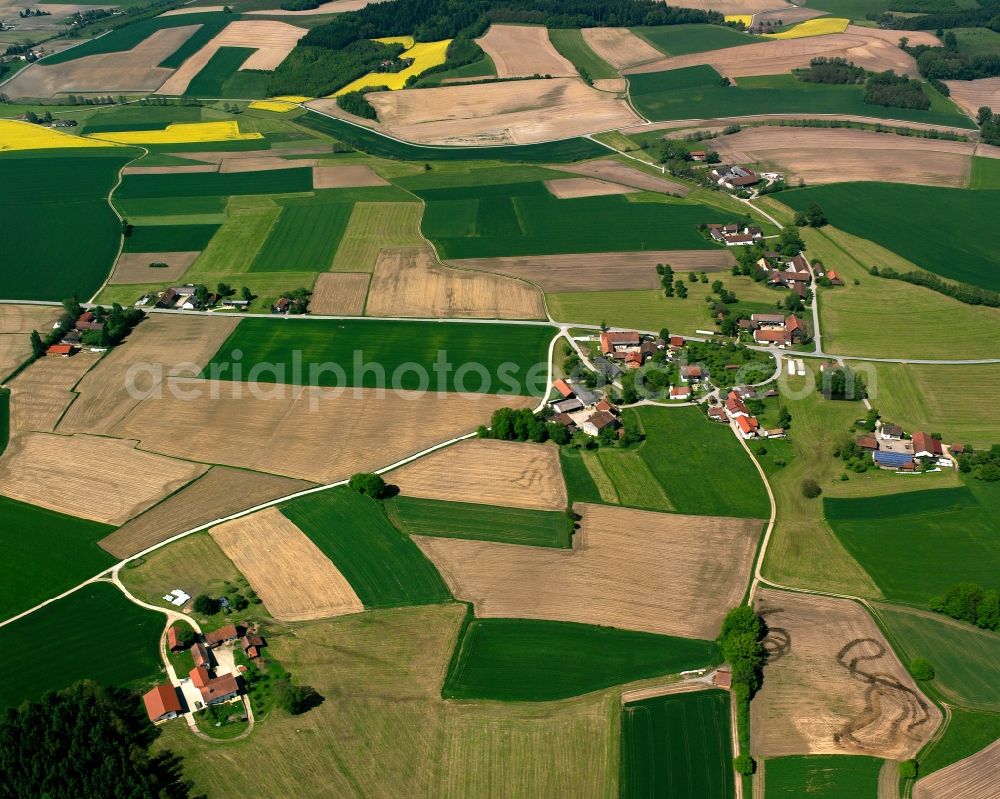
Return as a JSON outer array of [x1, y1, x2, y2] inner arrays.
[[763, 755, 884, 797], [115, 167, 314, 200], [621, 689, 735, 799], [443, 618, 719, 701], [200, 318, 555, 396], [124, 223, 220, 252], [632, 23, 760, 56]]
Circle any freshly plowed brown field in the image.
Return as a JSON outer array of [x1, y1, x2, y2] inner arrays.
[[447, 249, 734, 292], [110, 251, 200, 284], [310, 273, 370, 315], [913, 738, 1000, 799], [0, 432, 206, 525], [364, 246, 546, 319], [312, 164, 389, 188], [211, 507, 365, 621], [99, 465, 316, 558], [582, 28, 663, 70], [6, 350, 101, 436], [751, 588, 941, 760], [57, 313, 238, 436], [388, 439, 566, 510], [709, 127, 976, 187], [945, 77, 1000, 120], [477, 25, 577, 78], [554, 158, 690, 196], [110, 380, 536, 483], [0, 305, 61, 377], [544, 178, 636, 198], [368, 78, 640, 145], [415, 503, 760, 638]]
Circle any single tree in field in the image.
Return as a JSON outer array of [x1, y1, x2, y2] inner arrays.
[[29, 329, 45, 358], [349, 472, 387, 499]]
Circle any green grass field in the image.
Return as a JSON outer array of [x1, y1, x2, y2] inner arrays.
[[629, 67, 973, 128], [560, 448, 606, 505], [201, 317, 555, 396], [825, 481, 1000, 603], [782, 182, 1000, 291], [250, 202, 353, 272], [386, 496, 571, 548], [279, 488, 452, 608], [0, 582, 163, 709], [124, 223, 220, 252], [0, 497, 116, 621], [621, 689, 734, 799], [80, 104, 204, 134], [185, 46, 267, 98], [632, 24, 759, 56], [763, 755, 884, 798], [596, 447, 675, 511], [443, 618, 719, 701], [970, 156, 1000, 190], [952, 26, 1000, 57], [415, 182, 718, 258], [116, 167, 314, 200], [877, 604, 1000, 711], [919, 706, 1000, 776], [548, 28, 617, 79], [1, 151, 134, 301]]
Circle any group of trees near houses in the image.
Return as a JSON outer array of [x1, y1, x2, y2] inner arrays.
[[956, 443, 1000, 480], [977, 106, 1000, 146], [28, 297, 144, 359], [930, 582, 1000, 631], [816, 364, 868, 401]]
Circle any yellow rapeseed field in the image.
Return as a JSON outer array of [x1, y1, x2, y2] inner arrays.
[[765, 17, 849, 39], [0, 118, 119, 151], [85, 120, 263, 145], [334, 38, 451, 96], [725, 14, 753, 27], [248, 95, 311, 112]]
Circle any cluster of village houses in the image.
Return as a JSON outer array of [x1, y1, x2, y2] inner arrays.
[[739, 313, 808, 348], [44, 310, 107, 357], [708, 385, 784, 440], [141, 285, 249, 312], [856, 424, 965, 472], [142, 623, 266, 724]]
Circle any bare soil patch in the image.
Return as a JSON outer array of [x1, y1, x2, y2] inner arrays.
[[913, 737, 1000, 799], [945, 77, 1000, 120], [99, 465, 315, 558], [122, 164, 217, 175], [218, 156, 318, 173], [593, 78, 627, 92], [582, 28, 663, 70], [751, 588, 941, 760], [4, 25, 197, 99], [554, 157, 690, 195], [416, 503, 761, 638], [657, 0, 798, 12], [211, 506, 365, 621], [110, 251, 200, 284], [388, 439, 566, 510], [364, 246, 546, 319], [6, 350, 100, 436], [0, 304, 60, 377], [477, 24, 576, 78], [0, 432, 206, 524], [57, 313, 238, 437], [247, 0, 390, 14], [159, 5, 225, 15], [312, 164, 389, 188], [310, 272, 370, 315], [448, 249, 734, 292], [709, 126, 975, 187], [544, 177, 637, 198], [177, 145, 331, 164], [368, 78, 640, 145], [110, 380, 536, 483]]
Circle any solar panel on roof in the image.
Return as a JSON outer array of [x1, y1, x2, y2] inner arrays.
[[874, 451, 912, 466]]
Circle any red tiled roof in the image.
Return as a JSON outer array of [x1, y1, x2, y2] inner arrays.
[[586, 410, 617, 431], [189, 666, 211, 689], [912, 432, 942, 457], [46, 344, 73, 355], [951, 443, 965, 454], [143, 684, 181, 722], [669, 335, 685, 347], [670, 386, 691, 398], [856, 436, 878, 450], [199, 673, 240, 704], [552, 379, 574, 398], [708, 406, 727, 420], [204, 624, 238, 647], [736, 416, 759, 434], [681, 365, 702, 378], [167, 626, 181, 650]]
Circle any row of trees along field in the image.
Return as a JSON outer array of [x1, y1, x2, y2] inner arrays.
[[270, 0, 723, 95], [797, 58, 932, 110], [901, 29, 1000, 81]]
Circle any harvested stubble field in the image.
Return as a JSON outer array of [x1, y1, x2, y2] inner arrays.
[[477, 25, 576, 78], [388, 439, 567, 511], [913, 738, 1000, 799], [217, 156, 317, 173], [708, 126, 977, 187], [312, 164, 389, 188], [367, 78, 639, 145], [544, 178, 636, 198], [415, 503, 760, 638], [0, 305, 60, 378], [6, 351, 101, 436], [110, 380, 535, 483], [554, 157, 690, 196], [109, 251, 200, 284], [448, 249, 734, 292], [750, 588, 940, 761], [57, 314, 238, 436], [330, 202, 424, 272], [309, 272, 370, 315], [211, 507, 364, 622], [945, 77, 1000, 119], [581, 27, 663, 70], [364, 246, 546, 319], [99, 465, 316, 558], [0, 432, 206, 525]]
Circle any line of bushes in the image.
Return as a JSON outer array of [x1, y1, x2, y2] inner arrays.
[[930, 582, 1000, 631], [869, 265, 1000, 308], [719, 606, 767, 776], [796, 58, 932, 111], [754, 117, 969, 141]]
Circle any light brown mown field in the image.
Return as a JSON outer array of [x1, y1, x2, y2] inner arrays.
[[330, 202, 425, 273], [175, 146, 332, 165], [154, 604, 622, 798], [364, 246, 546, 319], [750, 588, 940, 761], [913, 738, 1000, 799], [110, 251, 200, 284], [309, 272, 370, 315], [709, 127, 975, 187], [110, 380, 536, 483], [99, 465, 316, 558], [448, 249, 734, 292], [945, 77, 1000, 119], [218, 156, 318, 173], [3, 25, 197, 99], [246, 0, 392, 14], [627, 28, 928, 78], [0, 432, 206, 525], [477, 24, 577, 78], [311, 164, 389, 188], [544, 178, 637, 198], [0, 304, 61, 378], [6, 351, 101, 436], [754, 7, 827, 25], [416, 503, 761, 638], [583, 28, 663, 69], [388, 439, 567, 510], [367, 78, 640, 145], [656, 0, 799, 12], [57, 313, 238, 436], [210, 507, 364, 621], [554, 158, 690, 196]]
